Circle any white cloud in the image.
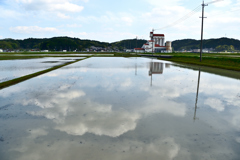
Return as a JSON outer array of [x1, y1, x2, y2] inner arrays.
[[146, 0, 181, 6], [12, 133, 180, 160], [213, 0, 232, 7], [10, 26, 58, 34], [121, 16, 133, 26], [121, 78, 132, 87], [57, 13, 70, 19], [55, 107, 140, 137], [23, 88, 140, 137], [66, 24, 82, 28], [76, 11, 135, 27], [78, 31, 136, 43], [204, 98, 225, 112], [0, 6, 23, 19], [16, 0, 84, 13]]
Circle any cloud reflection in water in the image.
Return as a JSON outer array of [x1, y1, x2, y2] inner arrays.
[[24, 89, 140, 137]]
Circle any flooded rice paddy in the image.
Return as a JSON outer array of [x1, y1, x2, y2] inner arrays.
[[0, 57, 83, 83], [1, 57, 240, 160]]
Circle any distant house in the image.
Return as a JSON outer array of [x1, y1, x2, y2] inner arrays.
[[192, 49, 200, 53], [134, 48, 145, 53], [125, 49, 133, 52], [0, 49, 3, 52]]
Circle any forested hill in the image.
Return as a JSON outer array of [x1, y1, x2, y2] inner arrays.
[[1, 36, 240, 52], [0, 37, 147, 51], [172, 38, 240, 51]]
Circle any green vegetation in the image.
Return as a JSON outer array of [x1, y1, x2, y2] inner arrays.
[[0, 56, 44, 60], [215, 45, 235, 52], [172, 38, 240, 51], [158, 53, 240, 71], [0, 37, 146, 51], [0, 57, 89, 90], [1, 37, 240, 52]]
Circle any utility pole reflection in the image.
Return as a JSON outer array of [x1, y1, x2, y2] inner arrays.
[[194, 68, 201, 121], [135, 57, 138, 76], [135, 63, 137, 76]]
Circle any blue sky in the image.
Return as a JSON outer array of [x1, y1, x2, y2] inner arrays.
[[0, 0, 239, 42]]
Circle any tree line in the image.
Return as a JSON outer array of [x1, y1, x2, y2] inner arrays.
[[0, 37, 146, 51], [1, 36, 240, 52], [172, 37, 240, 52]]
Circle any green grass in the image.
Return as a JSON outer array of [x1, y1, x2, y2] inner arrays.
[[0, 56, 44, 60], [0, 58, 89, 90], [158, 55, 240, 71]]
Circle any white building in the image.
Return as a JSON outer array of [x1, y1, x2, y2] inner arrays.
[[134, 48, 145, 53], [141, 31, 172, 53], [0, 49, 3, 52], [41, 50, 49, 52]]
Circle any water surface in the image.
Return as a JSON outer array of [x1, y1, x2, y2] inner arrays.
[[0, 57, 83, 82], [0, 57, 240, 160]]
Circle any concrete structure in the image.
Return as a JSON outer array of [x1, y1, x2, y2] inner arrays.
[[0, 49, 3, 52], [141, 31, 172, 53], [150, 32, 165, 46], [166, 41, 172, 52]]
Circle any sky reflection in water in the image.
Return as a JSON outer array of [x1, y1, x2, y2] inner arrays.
[[0, 57, 82, 83], [0, 57, 240, 160]]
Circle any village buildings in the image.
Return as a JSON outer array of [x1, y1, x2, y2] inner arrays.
[[135, 31, 172, 53]]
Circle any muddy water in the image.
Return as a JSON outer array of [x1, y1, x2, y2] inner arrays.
[[0, 57, 84, 83], [0, 57, 240, 160]]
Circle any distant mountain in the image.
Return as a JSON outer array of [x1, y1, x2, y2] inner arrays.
[[1, 37, 240, 52], [0, 37, 147, 51], [172, 38, 240, 51]]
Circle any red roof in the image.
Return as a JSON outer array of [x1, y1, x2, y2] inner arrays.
[[155, 44, 165, 47], [134, 48, 145, 50], [153, 34, 164, 37], [148, 40, 153, 42]]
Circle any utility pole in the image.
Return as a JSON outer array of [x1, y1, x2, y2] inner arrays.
[[200, 1, 208, 62], [151, 29, 154, 57]]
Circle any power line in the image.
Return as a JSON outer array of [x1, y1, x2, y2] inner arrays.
[[154, 5, 202, 31], [154, 0, 227, 31], [207, 8, 240, 18], [205, 0, 223, 5]]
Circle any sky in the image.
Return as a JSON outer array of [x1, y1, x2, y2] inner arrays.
[[0, 0, 240, 42]]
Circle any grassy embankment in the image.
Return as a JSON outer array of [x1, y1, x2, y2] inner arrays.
[[0, 57, 89, 90], [156, 52, 240, 71]]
